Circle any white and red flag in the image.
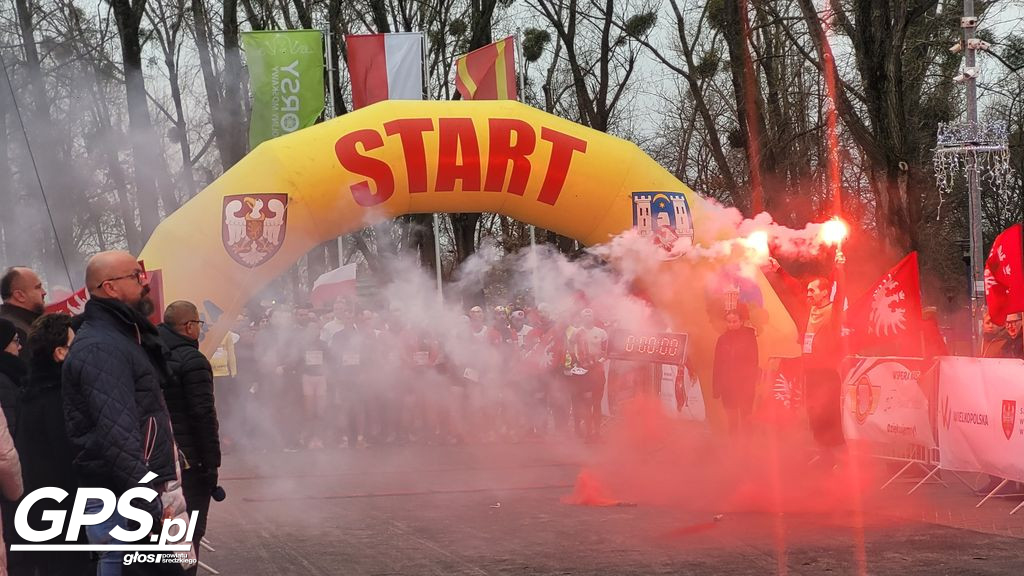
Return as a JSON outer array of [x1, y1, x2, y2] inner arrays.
[[985, 223, 1024, 325], [346, 33, 424, 109], [311, 263, 357, 307]]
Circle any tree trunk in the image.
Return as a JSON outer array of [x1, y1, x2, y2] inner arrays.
[[192, 0, 233, 172], [223, 0, 248, 164], [720, 0, 769, 215], [110, 0, 165, 241], [448, 0, 498, 270], [404, 214, 438, 272], [14, 0, 81, 267], [162, 35, 197, 198], [327, 0, 350, 117]]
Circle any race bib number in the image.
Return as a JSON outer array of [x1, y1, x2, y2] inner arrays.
[[463, 368, 480, 382], [802, 333, 815, 354], [305, 351, 323, 366], [342, 353, 360, 366], [414, 351, 430, 366]]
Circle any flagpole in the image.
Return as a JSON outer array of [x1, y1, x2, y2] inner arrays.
[[323, 28, 345, 265], [324, 29, 337, 119], [423, 31, 444, 303], [515, 28, 540, 303]]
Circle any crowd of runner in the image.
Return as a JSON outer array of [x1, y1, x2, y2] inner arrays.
[[213, 299, 658, 451]]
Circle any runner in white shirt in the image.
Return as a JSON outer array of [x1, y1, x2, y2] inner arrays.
[[320, 300, 350, 343], [569, 308, 608, 440]]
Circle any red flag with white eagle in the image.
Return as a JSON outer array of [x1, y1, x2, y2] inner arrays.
[[753, 356, 803, 428], [847, 252, 923, 356], [984, 223, 1024, 326]]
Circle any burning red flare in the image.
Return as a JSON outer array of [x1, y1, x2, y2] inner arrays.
[[742, 230, 770, 259], [820, 217, 849, 246]]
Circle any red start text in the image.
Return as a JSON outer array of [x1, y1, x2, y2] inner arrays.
[[334, 117, 588, 207]]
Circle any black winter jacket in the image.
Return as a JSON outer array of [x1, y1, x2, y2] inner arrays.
[[158, 324, 221, 476], [15, 362, 88, 544], [62, 298, 177, 517], [0, 303, 39, 343], [712, 326, 759, 406], [0, 352, 24, 439]]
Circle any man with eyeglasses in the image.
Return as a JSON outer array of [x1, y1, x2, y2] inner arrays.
[[62, 251, 184, 574], [1000, 312, 1024, 359], [158, 301, 220, 575]]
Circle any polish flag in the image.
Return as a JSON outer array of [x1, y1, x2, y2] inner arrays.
[[311, 263, 357, 307], [346, 33, 424, 109]]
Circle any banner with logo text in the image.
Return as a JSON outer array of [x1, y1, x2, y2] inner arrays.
[[841, 357, 936, 455], [937, 357, 1024, 482], [660, 364, 706, 422], [241, 30, 325, 150]]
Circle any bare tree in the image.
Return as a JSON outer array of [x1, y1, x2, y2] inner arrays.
[[108, 0, 177, 237]]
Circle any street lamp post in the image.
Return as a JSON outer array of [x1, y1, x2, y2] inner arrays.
[[963, 0, 985, 356], [934, 1, 1012, 355]]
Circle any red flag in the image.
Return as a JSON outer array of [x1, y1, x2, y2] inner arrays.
[[754, 356, 803, 428], [985, 223, 1024, 326], [45, 287, 89, 316], [454, 37, 517, 101], [847, 252, 923, 356]]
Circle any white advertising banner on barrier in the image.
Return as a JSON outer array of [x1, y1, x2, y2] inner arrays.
[[841, 357, 936, 451], [937, 357, 1024, 482], [661, 364, 706, 422]]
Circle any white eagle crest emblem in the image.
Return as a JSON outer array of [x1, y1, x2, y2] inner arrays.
[[869, 274, 907, 336], [772, 371, 800, 408], [222, 194, 288, 268]]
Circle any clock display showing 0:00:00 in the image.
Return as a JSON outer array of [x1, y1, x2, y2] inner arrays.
[[623, 335, 680, 356]]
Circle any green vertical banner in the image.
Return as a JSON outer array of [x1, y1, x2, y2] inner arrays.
[[241, 30, 325, 150]]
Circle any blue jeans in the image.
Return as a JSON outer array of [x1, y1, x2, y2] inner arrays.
[[84, 497, 129, 576]]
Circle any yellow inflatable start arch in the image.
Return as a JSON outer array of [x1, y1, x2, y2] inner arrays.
[[139, 100, 799, 390]]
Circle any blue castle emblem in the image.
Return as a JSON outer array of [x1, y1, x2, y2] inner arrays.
[[631, 191, 694, 259]]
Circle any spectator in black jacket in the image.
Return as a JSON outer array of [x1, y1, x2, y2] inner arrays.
[[158, 301, 221, 575], [712, 310, 759, 435], [0, 319, 22, 438], [62, 251, 183, 575], [16, 313, 93, 576], [0, 266, 46, 345], [0, 318, 25, 576]]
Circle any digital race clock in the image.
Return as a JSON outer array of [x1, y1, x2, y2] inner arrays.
[[607, 330, 688, 365]]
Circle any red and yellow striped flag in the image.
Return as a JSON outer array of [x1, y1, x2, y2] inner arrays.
[[454, 37, 517, 101]]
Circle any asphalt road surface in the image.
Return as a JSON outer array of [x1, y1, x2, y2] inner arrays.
[[199, 433, 1024, 576]]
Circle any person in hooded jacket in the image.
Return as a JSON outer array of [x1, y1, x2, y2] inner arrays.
[[157, 301, 220, 576], [0, 319, 24, 576], [0, 320, 22, 447], [0, 382, 22, 576], [62, 252, 183, 575], [15, 313, 92, 575]]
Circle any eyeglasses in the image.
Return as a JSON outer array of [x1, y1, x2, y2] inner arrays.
[[182, 320, 206, 328], [96, 270, 145, 290]]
